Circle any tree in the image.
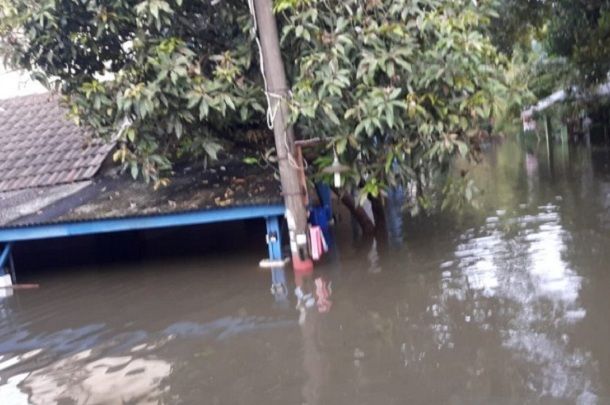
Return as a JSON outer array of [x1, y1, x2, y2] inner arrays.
[[0, 0, 265, 185], [277, 0, 514, 213], [1, 0, 514, 215], [487, 0, 550, 56], [545, 0, 610, 86]]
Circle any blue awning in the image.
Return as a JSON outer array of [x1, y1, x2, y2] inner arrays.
[[0, 204, 285, 242]]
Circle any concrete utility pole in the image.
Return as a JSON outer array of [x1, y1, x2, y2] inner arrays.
[[252, 0, 313, 272]]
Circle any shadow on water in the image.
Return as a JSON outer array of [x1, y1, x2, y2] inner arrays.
[[2, 139, 610, 404]]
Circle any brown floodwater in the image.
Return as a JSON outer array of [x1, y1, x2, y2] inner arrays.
[[1, 140, 610, 404]]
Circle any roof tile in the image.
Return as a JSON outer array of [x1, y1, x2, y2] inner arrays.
[[0, 93, 114, 192]]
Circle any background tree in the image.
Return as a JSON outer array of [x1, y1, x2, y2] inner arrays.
[[545, 0, 610, 86], [487, 0, 550, 57]]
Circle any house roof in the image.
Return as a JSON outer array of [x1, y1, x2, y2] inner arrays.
[[0, 158, 283, 230], [0, 93, 285, 237], [0, 93, 114, 192], [0, 182, 91, 226]]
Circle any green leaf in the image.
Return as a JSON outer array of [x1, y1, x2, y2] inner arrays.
[[456, 141, 468, 157], [335, 138, 347, 155], [150, 2, 159, 20], [252, 102, 266, 113], [186, 96, 200, 109], [127, 128, 136, 143], [335, 17, 348, 33], [384, 152, 394, 173], [386, 60, 395, 78], [224, 95, 236, 110], [175, 120, 183, 138], [386, 105, 395, 128], [240, 107, 249, 121], [130, 163, 139, 180], [355, 120, 366, 136], [199, 100, 209, 120], [465, 187, 472, 202], [203, 140, 222, 160], [323, 104, 341, 126]]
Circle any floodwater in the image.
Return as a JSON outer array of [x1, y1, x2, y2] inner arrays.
[[2, 139, 610, 404]]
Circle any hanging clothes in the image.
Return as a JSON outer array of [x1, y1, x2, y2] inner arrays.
[[309, 225, 328, 261]]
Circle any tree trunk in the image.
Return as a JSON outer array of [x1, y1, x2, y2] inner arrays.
[[369, 195, 387, 238], [336, 190, 376, 236]]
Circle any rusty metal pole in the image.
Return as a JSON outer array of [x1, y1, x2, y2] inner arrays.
[[252, 0, 313, 272]]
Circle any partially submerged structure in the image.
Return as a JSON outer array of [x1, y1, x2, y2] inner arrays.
[[522, 81, 610, 118], [521, 81, 610, 144], [0, 93, 287, 284]]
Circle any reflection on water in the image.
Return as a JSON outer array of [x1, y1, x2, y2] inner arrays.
[[23, 352, 171, 405], [443, 204, 593, 402], [1, 140, 610, 404]]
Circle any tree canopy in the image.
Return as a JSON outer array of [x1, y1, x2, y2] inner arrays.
[[277, 0, 514, 207], [545, 0, 610, 86], [0, 0, 515, 207], [1, 0, 265, 183], [487, 0, 549, 56]]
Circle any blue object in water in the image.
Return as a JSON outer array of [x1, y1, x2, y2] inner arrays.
[[265, 216, 282, 261], [310, 183, 333, 227], [309, 206, 329, 228], [0, 243, 12, 276]]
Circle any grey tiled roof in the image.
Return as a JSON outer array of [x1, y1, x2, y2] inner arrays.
[[2, 160, 283, 229], [0, 93, 284, 230], [0, 182, 91, 226], [0, 93, 114, 192]]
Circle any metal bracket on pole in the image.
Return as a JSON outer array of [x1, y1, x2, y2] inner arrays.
[[260, 216, 289, 268]]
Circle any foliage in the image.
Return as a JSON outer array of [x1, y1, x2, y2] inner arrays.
[[492, 46, 541, 133], [0, 0, 265, 184], [495, 42, 578, 134], [494, 2, 610, 106], [277, 0, 512, 206], [487, 0, 550, 56], [545, 0, 610, 86], [527, 60, 575, 101], [0, 0, 517, 210]]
